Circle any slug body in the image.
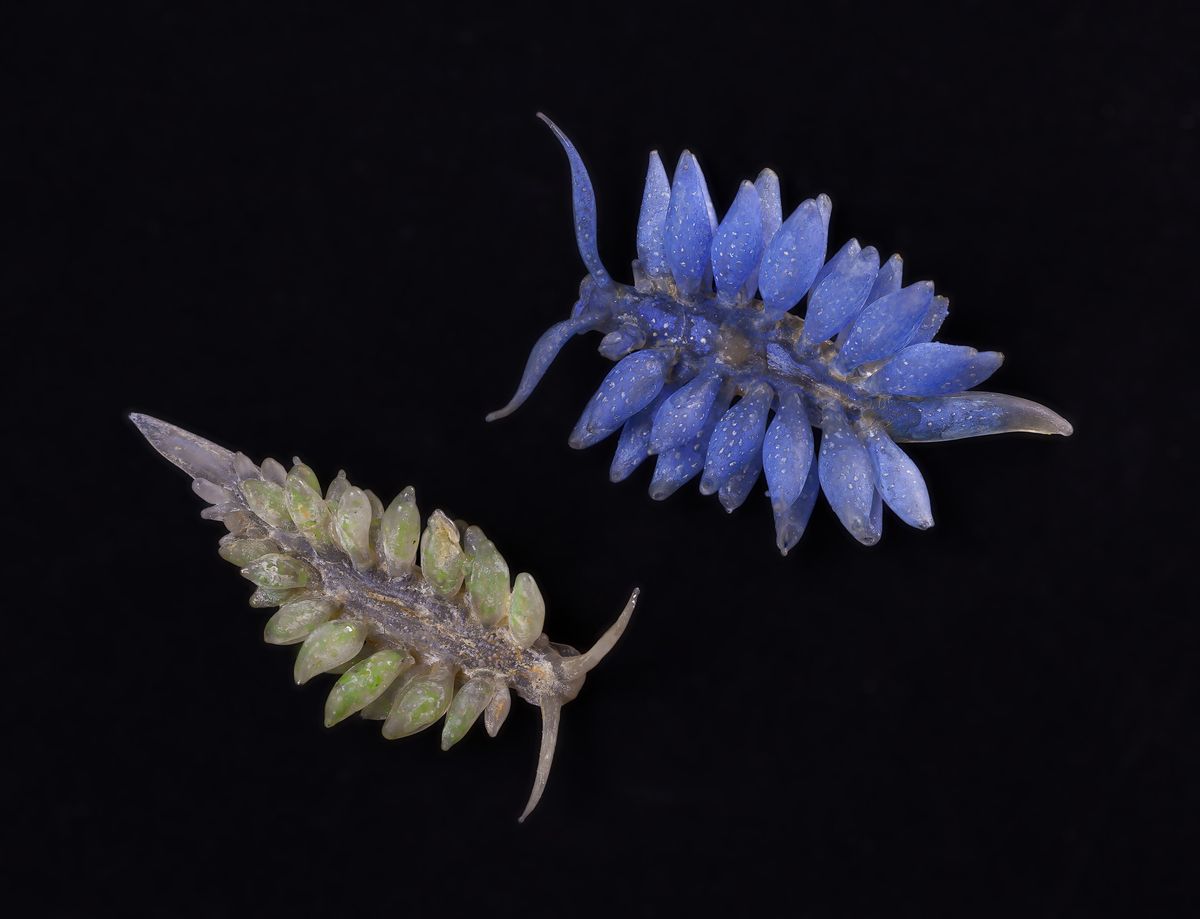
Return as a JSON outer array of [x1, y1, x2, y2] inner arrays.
[[131, 413, 638, 821], [489, 116, 1073, 552]]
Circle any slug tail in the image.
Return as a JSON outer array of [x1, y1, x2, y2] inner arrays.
[[130, 413, 236, 487], [883, 392, 1074, 443]]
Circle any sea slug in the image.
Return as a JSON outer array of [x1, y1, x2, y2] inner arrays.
[[132, 413, 638, 820], [489, 116, 1072, 552]]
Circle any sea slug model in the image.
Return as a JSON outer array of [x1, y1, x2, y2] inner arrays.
[[489, 116, 1072, 552], [132, 413, 638, 820]]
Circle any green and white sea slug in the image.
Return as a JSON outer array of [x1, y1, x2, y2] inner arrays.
[[131, 413, 639, 821]]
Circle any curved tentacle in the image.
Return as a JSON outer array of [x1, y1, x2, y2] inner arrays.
[[562, 588, 640, 681], [537, 113, 611, 287], [486, 314, 597, 422], [518, 700, 562, 823]]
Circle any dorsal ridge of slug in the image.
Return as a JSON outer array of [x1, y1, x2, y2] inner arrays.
[[491, 118, 1073, 551], [131, 413, 639, 820]]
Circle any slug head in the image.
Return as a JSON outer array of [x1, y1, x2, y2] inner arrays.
[[517, 588, 639, 822]]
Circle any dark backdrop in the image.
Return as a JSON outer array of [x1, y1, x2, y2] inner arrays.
[[8, 3, 1197, 916]]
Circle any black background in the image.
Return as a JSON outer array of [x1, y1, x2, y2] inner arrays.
[[8, 3, 1198, 916]]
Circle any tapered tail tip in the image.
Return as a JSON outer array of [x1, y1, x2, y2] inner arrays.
[[1036, 409, 1073, 437], [129, 412, 157, 437], [129, 412, 236, 485]]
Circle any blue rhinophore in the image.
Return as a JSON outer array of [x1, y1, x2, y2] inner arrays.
[[648, 371, 722, 454], [649, 385, 732, 502], [802, 239, 880, 347], [759, 196, 830, 314], [636, 151, 672, 279], [489, 115, 1073, 551], [701, 381, 772, 496], [817, 403, 880, 545], [610, 384, 674, 483], [568, 349, 669, 449], [711, 181, 764, 299], [762, 387, 814, 514], [664, 151, 716, 296], [835, 282, 935, 372]]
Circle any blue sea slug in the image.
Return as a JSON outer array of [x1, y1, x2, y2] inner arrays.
[[489, 116, 1073, 552]]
